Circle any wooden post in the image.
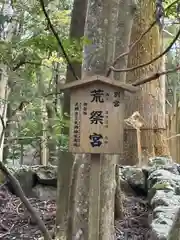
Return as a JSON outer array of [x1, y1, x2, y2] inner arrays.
[[12, 144, 15, 165], [136, 129, 142, 167], [59, 75, 137, 239], [20, 142, 24, 165], [88, 153, 101, 240]]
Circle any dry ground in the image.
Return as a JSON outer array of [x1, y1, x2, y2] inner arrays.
[[0, 184, 151, 240]]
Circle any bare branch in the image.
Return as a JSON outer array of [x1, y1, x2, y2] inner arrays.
[[12, 61, 64, 74], [46, 63, 180, 95], [111, 27, 180, 73], [38, 0, 78, 80], [44, 91, 62, 97], [107, 0, 180, 75], [132, 65, 180, 87], [106, 21, 156, 76], [0, 115, 5, 130], [165, 0, 179, 16]]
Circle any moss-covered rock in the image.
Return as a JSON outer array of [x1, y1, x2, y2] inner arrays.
[[147, 159, 180, 239]]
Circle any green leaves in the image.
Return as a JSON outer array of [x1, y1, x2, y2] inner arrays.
[[165, 0, 179, 19]]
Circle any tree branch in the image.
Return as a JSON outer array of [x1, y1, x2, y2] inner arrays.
[[0, 161, 52, 240], [110, 27, 180, 73], [12, 61, 66, 76], [107, 0, 179, 75], [38, 0, 78, 80], [106, 21, 156, 76], [45, 66, 180, 94], [132, 65, 180, 87]]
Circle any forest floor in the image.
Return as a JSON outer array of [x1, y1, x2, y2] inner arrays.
[[115, 194, 152, 239], [0, 184, 152, 240]]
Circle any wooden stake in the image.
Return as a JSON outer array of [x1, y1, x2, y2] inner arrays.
[[88, 153, 101, 240], [136, 129, 142, 167]]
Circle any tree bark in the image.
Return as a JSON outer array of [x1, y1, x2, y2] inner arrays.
[[56, 0, 88, 239], [113, 0, 137, 219], [114, 0, 137, 82], [0, 2, 22, 162], [40, 97, 48, 166], [72, 0, 119, 239], [3, 103, 11, 163], [123, 0, 169, 166], [36, 69, 48, 166], [46, 103, 57, 165]]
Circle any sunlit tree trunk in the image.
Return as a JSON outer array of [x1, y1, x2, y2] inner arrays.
[[0, 2, 24, 162], [46, 102, 56, 164], [0, 65, 10, 161], [36, 70, 48, 166], [0, 5, 17, 161], [3, 103, 11, 163], [124, 0, 169, 165], [40, 97, 48, 166]]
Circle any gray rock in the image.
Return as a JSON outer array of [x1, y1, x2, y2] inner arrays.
[[7, 166, 36, 197], [146, 157, 179, 176], [31, 165, 57, 186], [32, 184, 56, 201], [150, 206, 178, 240], [119, 178, 135, 196], [6, 165, 58, 199], [147, 169, 180, 191], [150, 190, 180, 208], [148, 157, 173, 167], [121, 166, 146, 194], [147, 162, 180, 240]]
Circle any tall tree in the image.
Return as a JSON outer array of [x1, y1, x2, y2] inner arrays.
[[56, 0, 88, 239], [123, 0, 169, 165], [114, 0, 137, 82], [113, 0, 137, 218], [0, 1, 23, 162], [70, 0, 120, 239]]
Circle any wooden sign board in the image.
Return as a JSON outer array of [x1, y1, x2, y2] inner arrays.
[[69, 82, 125, 154]]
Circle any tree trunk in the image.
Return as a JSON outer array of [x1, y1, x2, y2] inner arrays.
[[56, 0, 88, 239], [0, 65, 10, 161], [113, 0, 137, 219], [71, 0, 119, 239], [123, 0, 169, 166], [40, 97, 48, 166], [46, 103, 57, 165], [36, 69, 48, 166], [0, 2, 20, 161], [114, 0, 137, 82], [3, 103, 11, 163]]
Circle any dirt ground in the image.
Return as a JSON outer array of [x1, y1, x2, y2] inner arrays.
[[0, 184, 151, 240], [115, 195, 152, 240]]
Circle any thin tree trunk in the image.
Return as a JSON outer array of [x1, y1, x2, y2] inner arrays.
[[36, 69, 48, 166], [46, 103, 56, 165], [3, 103, 11, 163], [40, 97, 48, 166], [0, 69, 10, 161], [0, 3, 23, 162]]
